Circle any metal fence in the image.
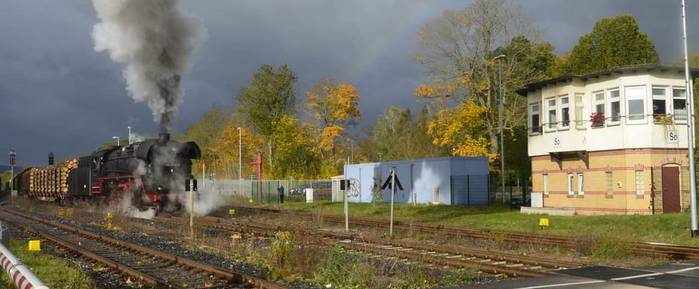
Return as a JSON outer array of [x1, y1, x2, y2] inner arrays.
[[200, 179, 332, 203]]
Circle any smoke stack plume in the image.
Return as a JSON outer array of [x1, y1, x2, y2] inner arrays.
[[91, 0, 200, 133]]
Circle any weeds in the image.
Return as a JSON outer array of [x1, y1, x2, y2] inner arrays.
[[591, 237, 631, 261], [314, 247, 376, 289]]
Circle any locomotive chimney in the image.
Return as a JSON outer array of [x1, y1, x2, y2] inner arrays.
[[158, 132, 170, 143], [48, 152, 54, 166]]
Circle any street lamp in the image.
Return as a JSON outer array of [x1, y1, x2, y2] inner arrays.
[[112, 136, 120, 146], [8, 149, 16, 194], [128, 126, 132, 145], [680, 0, 698, 238], [494, 54, 507, 205]]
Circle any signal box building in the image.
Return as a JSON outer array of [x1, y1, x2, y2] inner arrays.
[[519, 65, 697, 215]]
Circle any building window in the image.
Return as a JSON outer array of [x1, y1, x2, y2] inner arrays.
[[652, 87, 667, 118], [673, 88, 687, 122], [577, 173, 584, 196], [594, 91, 605, 115], [560, 95, 570, 128], [606, 172, 613, 194], [547, 98, 557, 129], [543, 174, 549, 195], [608, 89, 620, 123], [575, 93, 585, 128], [530, 103, 541, 134], [567, 174, 574, 196], [626, 86, 646, 122], [635, 170, 644, 195]]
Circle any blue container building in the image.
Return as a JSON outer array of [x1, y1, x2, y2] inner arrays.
[[342, 157, 489, 205]]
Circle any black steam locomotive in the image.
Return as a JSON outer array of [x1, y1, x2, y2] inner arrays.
[[14, 133, 200, 213]]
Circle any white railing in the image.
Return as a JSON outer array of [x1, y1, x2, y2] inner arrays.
[[0, 242, 48, 289]]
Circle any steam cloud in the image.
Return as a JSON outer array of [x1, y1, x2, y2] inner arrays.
[[91, 0, 200, 133]]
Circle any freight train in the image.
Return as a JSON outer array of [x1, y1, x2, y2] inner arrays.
[[12, 133, 200, 213]]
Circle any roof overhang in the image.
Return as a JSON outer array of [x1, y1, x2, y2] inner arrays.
[[517, 65, 699, 96]]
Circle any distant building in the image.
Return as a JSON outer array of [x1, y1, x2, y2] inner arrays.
[[342, 157, 489, 205], [519, 65, 697, 215]]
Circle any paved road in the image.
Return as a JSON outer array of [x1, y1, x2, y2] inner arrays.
[[460, 260, 699, 289]]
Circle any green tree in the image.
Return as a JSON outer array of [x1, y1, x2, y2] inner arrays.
[[558, 15, 659, 75], [183, 105, 228, 162], [363, 106, 447, 162], [236, 64, 298, 167]]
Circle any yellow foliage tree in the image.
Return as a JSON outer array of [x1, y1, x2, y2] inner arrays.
[[305, 78, 361, 175], [199, 118, 263, 180], [427, 101, 496, 162]]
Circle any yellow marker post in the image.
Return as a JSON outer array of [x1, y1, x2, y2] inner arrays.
[[28, 240, 41, 251], [228, 208, 236, 217], [538, 218, 550, 229]]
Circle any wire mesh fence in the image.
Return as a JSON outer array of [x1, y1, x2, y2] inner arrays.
[[199, 179, 333, 203]]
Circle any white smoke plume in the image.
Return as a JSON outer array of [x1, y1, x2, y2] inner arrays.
[[91, 0, 201, 133]]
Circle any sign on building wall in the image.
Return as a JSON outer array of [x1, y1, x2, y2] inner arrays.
[[553, 136, 561, 148], [666, 129, 679, 144]]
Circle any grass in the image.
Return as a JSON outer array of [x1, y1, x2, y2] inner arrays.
[[257, 201, 699, 246], [0, 240, 98, 289]]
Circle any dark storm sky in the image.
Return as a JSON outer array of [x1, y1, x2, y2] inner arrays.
[[1, 0, 698, 166]]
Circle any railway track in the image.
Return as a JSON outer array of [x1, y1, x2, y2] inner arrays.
[[191, 216, 576, 277], [0, 208, 287, 289], [230, 206, 699, 260]]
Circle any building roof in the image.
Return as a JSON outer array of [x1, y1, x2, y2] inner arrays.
[[516, 64, 699, 96]]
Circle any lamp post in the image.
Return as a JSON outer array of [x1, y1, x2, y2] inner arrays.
[[127, 126, 132, 145], [8, 150, 15, 194], [112, 136, 120, 146], [681, 0, 698, 238], [494, 54, 507, 205]]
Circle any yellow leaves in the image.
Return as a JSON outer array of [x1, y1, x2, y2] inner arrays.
[[415, 85, 433, 98], [319, 125, 343, 151], [428, 100, 495, 161], [414, 79, 457, 98]]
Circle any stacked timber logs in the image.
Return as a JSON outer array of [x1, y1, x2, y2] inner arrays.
[[27, 159, 78, 199]]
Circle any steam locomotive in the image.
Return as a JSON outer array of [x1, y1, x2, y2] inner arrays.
[[13, 133, 200, 213]]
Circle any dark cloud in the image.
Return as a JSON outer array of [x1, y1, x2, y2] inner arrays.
[[2, 0, 698, 165]]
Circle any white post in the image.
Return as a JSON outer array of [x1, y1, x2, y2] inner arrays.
[[189, 179, 194, 239], [681, 0, 698, 237], [202, 162, 206, 190], [127, 126, 132, 145], [390, 168, 395, 236]]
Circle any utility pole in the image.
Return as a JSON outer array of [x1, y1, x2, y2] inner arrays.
[[681, 0, 698, 238], [8, 150, 15, 195], [494, 54, 507, 205]]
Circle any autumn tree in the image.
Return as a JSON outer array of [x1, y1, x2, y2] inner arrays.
[[557, 15, 659, 75], [236, 64, 297, 167], [415, 0, 556, 160], [363, 106, 447, 162], [183, 105, 228, 163], [270, 116, 321, 178], [207, 118, 263, 179], [304, 78, 361, 175], [428, 100, 495, 160]]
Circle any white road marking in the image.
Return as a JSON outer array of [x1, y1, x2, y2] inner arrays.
[[514, 280, 605, 289], [513, 266, 699, 289]]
